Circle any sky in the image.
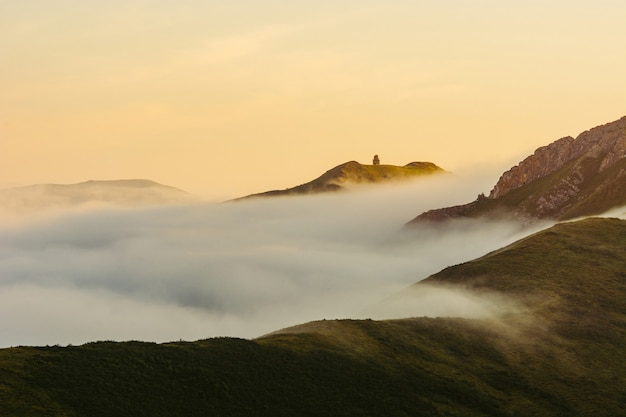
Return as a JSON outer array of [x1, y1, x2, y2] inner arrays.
[[1, 1, 625, 198]]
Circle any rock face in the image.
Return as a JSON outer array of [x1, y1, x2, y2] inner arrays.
[[490, 117, 626, 199], [235, 160, 446, 200], [409, 116, 626, 224]]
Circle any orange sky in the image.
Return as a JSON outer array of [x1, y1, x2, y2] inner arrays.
[[2, 1, 625, 199]]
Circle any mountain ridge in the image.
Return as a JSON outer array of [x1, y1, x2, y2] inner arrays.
[[409, 116, 626, 224]]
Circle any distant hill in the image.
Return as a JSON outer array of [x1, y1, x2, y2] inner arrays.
[[0, 179, 193, 212], [408, 116, 626, 224], [234, 160, 446, 200], [1, 217, 625, 416]]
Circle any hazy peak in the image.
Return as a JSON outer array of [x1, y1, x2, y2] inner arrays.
[[490, 116, 626, 199], [0, 179, 192, 213]]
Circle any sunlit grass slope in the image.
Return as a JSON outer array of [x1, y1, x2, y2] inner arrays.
[[235, 160, 445, 200], [1, 218, 624, 416]]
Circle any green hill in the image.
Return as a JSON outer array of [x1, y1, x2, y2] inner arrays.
[[1, 218, 625, 416], [234, 160, 446, 200]]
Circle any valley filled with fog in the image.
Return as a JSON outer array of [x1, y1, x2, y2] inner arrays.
[[0, 172, 573, 347]]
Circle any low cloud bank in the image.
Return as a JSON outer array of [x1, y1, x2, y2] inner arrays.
[[592, 205, 626, 220], [0, 174, 547, 347], [366, 284, 522, 321]]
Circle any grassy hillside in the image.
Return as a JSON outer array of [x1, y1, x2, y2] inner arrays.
[[234, 160, 445, 200], [1, 218, 625, 416]]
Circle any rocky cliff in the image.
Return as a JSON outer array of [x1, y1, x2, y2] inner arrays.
[[409, 116, 626, 224]]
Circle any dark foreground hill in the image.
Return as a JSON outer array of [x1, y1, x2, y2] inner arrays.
[[1, 218, 625, 416], [409, 116, 626, 224], [234, 160, 445, 200]]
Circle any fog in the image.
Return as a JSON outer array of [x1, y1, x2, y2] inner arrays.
[[0, 173, 552, 347], [368, 284, 523, 321]]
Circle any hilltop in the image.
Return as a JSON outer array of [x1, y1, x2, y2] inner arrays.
[[0, 179, 193, 213], [234, 160, 446, 200], [409, 116, 626, 224], [1, 217, 625, 416]]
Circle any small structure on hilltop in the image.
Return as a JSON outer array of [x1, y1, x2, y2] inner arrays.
[[373, 155, 380, 165]]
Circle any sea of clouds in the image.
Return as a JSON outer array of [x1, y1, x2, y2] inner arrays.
[[2, 172, 608, 347]]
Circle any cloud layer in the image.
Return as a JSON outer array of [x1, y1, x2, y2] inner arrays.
[[0, 174, 554, 347]]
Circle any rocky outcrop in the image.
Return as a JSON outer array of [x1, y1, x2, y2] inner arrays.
[[490, 116, 626, 198], [408, 116, 626, 225]]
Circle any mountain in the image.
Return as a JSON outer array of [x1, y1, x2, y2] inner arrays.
[[409, 116, 626, 224], [0, 179, 193, 213], [234, 160, 446, 200], [1, 217, 625, 416]]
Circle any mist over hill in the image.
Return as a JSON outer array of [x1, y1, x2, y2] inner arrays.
[[2, 217, 624, 416], [0, 172, 531, 347], [2, 118, 625, 415]]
